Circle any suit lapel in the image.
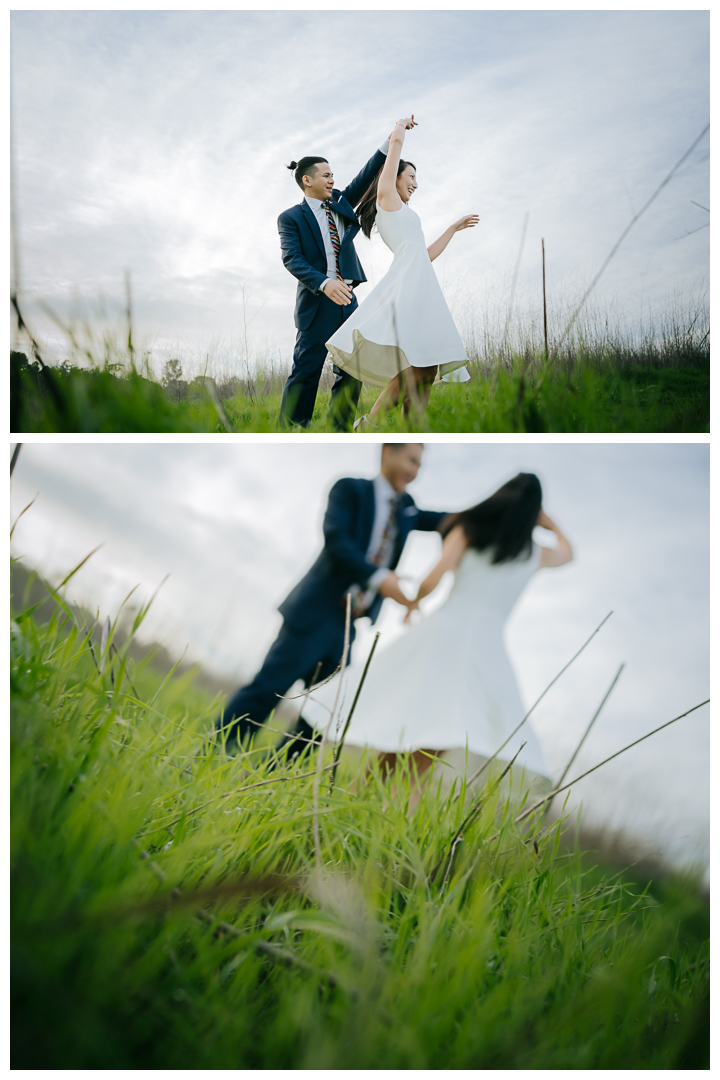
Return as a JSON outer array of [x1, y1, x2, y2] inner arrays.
[[333, 192, 358, 225], [300, 200, 327, 260], [388, 494, 414, 567], [361, 480, 376, 551]]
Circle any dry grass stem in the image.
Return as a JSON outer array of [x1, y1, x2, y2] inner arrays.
[[10, 443, 22, 477], [552, 662, 625, 797], [138, 762, 336, 836], [550, 122, 710, 360], [456, 611, 613, 800], [514, 698, 710, 826], [329, 630, 381, 792], [312, 594, 352, 898]]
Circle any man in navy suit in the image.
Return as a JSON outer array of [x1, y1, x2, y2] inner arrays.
[[277, 135, 391, 430], [216, 444, 448, 754]]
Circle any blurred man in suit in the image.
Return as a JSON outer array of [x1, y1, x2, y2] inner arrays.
[[216, 444, 448, 754]]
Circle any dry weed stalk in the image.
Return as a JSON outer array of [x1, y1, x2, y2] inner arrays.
[[455, 611, 613, 801], [137, 762, 337, 837], [510, 698, 710, 830], [550, 122, 710, 361], [312, 594, 352, 900], [552, 662, 625, 798], [329, 630, 381, 792]]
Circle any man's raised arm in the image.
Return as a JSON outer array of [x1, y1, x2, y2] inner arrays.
[[341, 139, 390, 209]]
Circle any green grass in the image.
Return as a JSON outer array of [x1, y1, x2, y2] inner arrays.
[[11, 565, 709, 1068], [11, 348, 710, 433]]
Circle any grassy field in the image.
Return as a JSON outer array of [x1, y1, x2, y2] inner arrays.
[[11, 564, 709, 1069], [11, 341, 710, 433]]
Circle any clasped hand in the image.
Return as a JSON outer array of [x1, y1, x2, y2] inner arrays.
[[388, 115, 418, 139], [377, 572, 420, 622], [323, 279, 353, 306], [403, 598, 420, 625]]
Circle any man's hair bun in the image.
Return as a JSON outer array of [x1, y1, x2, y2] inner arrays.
[[287, 155, 329, 189]]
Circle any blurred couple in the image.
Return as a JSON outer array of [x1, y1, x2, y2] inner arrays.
[[216, 445, 573, 779], [278, 116, 478, 431]]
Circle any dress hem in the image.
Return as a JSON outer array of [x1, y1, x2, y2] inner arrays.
[[327, 331, 469, 389]]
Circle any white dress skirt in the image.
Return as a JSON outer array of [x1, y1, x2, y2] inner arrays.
[[302, 544, 549, 780], [325, 202, 471, 388]]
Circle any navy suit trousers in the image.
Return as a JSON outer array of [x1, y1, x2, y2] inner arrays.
[[216, 614, 356, 746], [279, 293, 362, 430]]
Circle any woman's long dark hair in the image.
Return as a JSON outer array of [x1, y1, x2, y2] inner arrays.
[[356, 160, 415, 238], [441, 473, 543, 564]]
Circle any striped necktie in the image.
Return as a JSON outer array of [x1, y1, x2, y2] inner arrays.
[[348, 494, 401, 616], [322, 199, 342, 278]]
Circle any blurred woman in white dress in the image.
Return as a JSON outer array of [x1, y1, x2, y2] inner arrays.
[[304, 473, 573, 784], [325, 116, 479, 429]]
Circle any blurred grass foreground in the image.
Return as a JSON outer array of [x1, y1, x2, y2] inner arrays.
[[11, 558, 709, 1069]]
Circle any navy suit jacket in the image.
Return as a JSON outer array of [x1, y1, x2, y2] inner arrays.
[[278, 149, 387, 331], [279, 477, 447, 631]]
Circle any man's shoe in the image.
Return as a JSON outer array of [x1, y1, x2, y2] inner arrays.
[[213, 716, 249, 755], [275, 717, 322, 762]]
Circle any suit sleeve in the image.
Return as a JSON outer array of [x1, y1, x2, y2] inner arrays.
[[278, 210, 327, 294], [340, 148, 388, 210], [323, 479, 379, 586], [413, 508, 449, 532]]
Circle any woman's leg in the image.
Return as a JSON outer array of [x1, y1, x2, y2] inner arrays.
[[367, 366, 437, 422], [409, 748, 438, 780], [375, 748, 439, 807], [401, 366, 437, 416], [367, 370, 413, 422], [377, 751, 399, 778]]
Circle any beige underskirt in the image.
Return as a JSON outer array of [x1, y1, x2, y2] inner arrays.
[[327, 330, 469, 390]]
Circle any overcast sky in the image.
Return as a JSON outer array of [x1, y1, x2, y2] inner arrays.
[[10, 441, 709, 869], [11, 10, 709, 377]]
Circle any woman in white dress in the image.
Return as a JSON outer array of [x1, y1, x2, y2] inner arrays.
[[325, 117, 479, 430], [304, 473, 573, 784]]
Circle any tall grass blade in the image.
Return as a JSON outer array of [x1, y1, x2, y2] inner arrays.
[[329, 630, 381, 791], [99, 615, 111, 675], [550, 122, 710, 359], [10, 443, 22, 476], [457, 611, 613, 798], [56, 544, 104, 590], [502, 211, 529, 355], [312, 594, 352, 897], [10, 495, 36, 540], [515, 698, 710, 825], [548, 662, 625, 808]]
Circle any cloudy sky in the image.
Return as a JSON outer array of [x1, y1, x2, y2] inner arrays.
[[11, 10, 709, 376], [10, 441, 709, 868]]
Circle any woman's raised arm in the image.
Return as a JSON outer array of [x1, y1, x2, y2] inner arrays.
[[404, 524, 467, 622], [427, 214, 480, 262], [537, 510, 573, 568], [377, 116, 417, 212]]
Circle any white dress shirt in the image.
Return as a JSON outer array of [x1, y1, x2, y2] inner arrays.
[[305, 138, 390, 294]]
